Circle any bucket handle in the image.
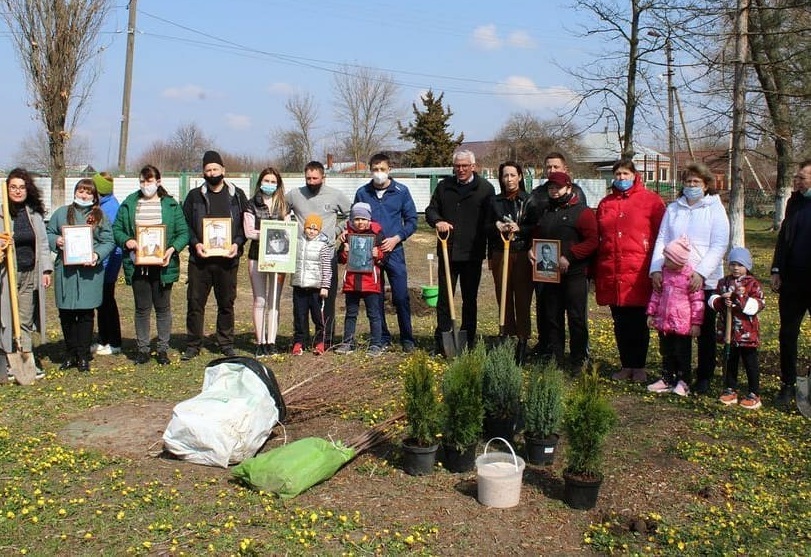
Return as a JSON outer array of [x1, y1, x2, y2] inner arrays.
[[482, 437, 519, 471]]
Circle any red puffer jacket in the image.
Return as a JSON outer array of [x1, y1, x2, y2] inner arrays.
[[594, 174, 665, 307], [338, 221, 385, 294]]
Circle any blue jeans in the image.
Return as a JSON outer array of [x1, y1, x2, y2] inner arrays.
[[342, 291, 383, 348], [379, 248, 414, 346]]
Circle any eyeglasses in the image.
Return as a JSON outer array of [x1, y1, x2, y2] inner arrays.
[[8, 185, 26, 192], [453, 164, 472, 169]]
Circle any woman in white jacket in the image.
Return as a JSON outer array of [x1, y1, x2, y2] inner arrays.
[[649, 162, 730, 395]]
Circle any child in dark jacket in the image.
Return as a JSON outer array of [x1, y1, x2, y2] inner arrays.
[[646, 236, 705, 397], [335, 202, 386, 357], [710, 247, 765, 409]]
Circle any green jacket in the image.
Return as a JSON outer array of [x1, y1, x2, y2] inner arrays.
[[112, 191, 190, 285], [46, 204, 115, 310]]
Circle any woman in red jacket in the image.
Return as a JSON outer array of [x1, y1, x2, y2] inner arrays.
[[594, 159, 666, 382]]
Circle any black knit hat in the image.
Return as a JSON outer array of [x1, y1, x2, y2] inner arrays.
[[202, 150, 224, 167]]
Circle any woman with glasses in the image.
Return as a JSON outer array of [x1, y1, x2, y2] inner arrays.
[[0, 168, 52, 382], [649, 162, 730, 395]]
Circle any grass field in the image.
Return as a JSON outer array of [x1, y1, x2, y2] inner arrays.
[[1, 216, 810, 556]]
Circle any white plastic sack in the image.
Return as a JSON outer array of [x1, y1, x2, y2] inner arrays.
[[163, 361, 279, 467]]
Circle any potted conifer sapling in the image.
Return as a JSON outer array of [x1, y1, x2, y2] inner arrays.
[[402, 351, 442, 476], [481, 339, 523, 443], [523, 361, 564, 465], [441, 344, 485, 472]]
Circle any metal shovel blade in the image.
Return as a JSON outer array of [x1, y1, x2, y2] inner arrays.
[[442, 326, 468, 359], [9, 352, 37, 386], [796, 373, 811, 418]]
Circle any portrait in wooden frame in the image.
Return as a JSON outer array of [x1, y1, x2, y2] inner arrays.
[[135, 224, 166, 266], [202, 217, 231, 257], [532, 239, 561, 284], [62, 225, 94, 265]]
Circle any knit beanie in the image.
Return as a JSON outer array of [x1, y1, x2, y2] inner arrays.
[[92, 172, 114, 196], [727, 246, 753, 271], [545, 172, 572, 188], [202, 150, 224, 167], [350, 202, 372, 221], [303, 214, 322, 231], [663, 236, 691, 266]]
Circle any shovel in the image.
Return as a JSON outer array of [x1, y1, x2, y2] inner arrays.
[[498, 229, 513, 339], [437, 229, 467, 357], [1, 180, 37, 385]]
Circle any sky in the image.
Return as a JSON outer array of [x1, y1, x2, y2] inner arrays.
[[0, 0, 612, 171]]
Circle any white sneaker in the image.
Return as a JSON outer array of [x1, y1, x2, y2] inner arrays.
[[90, 343, 101, 354], [672, 380, 690, 397], [647, 378, 672, 393], [94, 344, 121, 356]]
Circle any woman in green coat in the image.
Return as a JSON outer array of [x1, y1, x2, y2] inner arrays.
[[112, 165, 189, 365], [47, 179, 115, 372]]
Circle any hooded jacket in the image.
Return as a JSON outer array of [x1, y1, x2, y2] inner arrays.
[[647, 263, 705, 335], [595, 174, 665, 306], [338, 221, 386, 294]]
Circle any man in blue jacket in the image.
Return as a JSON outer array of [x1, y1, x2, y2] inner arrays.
[[354, 153, 418, 352]]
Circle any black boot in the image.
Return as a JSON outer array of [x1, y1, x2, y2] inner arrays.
[[514, 339, 528, 366]]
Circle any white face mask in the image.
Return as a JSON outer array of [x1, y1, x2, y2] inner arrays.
[[73, 196, 93, 208], [372, 171, 388, 186], [140, 182, 158, 198]]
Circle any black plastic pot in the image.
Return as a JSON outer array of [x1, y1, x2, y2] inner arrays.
[[525, 434, 559, 466], [563, 472, 603, 510], [441, 442, 477, 473], [401, 440, 439, 476]]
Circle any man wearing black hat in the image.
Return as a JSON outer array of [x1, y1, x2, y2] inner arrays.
[[181, 150, 248, 360]]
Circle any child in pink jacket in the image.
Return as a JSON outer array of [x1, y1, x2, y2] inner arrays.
[[646, 236, 705, 396]]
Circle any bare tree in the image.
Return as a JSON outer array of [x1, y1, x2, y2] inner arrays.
[[14, 131, 93, 173], [493, 112, 582, 170], [2, 0, 110, 208], [171, 122, 210, 172], [272, 93, 319, 172], [332, 66, 401, 170], [563, 0, 670, 159]]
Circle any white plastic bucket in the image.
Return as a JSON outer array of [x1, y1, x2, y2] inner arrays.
[[476, 437, 525, 508]]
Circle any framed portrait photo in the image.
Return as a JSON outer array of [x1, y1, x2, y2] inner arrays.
[[346, 234, 375, 273], [135, 224, 166, 266], [62, 225, 94, 265], [532, 239, 561, 284], [258, 220, 298, 274], [202, 218, 231, 257]]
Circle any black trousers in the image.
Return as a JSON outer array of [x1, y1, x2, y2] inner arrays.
[[97, 281, 122, 347], [695, 289, 717, 383], [539, 273, 589, 365], [434, 258, 483, 348], [778, 275, 811, 386], [59, 308, 95, 360], [292, 286, 325, 346], [724, 346, 760, 395], [659, 332, 692, 385], [610, 305, 650, 369], [186, 259, 238, 350]]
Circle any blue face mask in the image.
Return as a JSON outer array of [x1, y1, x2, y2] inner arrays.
[[612, 179, 633, 192], [683, 186, 705, 201], [803, 188, 811, 198], [73, 197, 94, 208], [260, 184, 277, 196]]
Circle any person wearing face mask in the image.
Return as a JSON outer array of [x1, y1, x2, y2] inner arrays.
[[87, 172, 123, 358], [181, 150, 249, 360], [46, 179, 115, 372], [243, 167, 289, 356], [650, 162, 730, 395], [528, 171, 598, 372], [770, 159, 811, 407], [113, 165, 189, 365], [285, 160, 351, 351], [352, 153, 418, 353], [595, 159, 665, 383], [485, 161, 532, 363]]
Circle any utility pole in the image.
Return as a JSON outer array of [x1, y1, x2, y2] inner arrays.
[[665, 37, 676, 194], [729, 0, 749, 248], [117, 0, 138, 173]]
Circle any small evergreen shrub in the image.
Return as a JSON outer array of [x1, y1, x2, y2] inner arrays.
[[481, 339, 523, 420], [441, 343, 485, 451], [403, 351, 442, 447], [524, 361, 564, 440]]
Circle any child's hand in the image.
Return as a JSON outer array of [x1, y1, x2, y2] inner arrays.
[[690, 325, 701, 337], [319, 288, 328, 299], [372, 246, 379, 258], [646, 316, 654, 328]]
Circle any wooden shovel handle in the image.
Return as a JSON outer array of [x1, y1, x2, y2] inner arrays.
[[437, 230, 456, 322], [1, 181, 23, 342], [724, 304, 733, 345]]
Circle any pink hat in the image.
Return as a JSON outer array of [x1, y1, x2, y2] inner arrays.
[[663, 236, 691, 266]]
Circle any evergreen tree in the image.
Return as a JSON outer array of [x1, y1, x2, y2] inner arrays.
[[398, 90, 464, 167]]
